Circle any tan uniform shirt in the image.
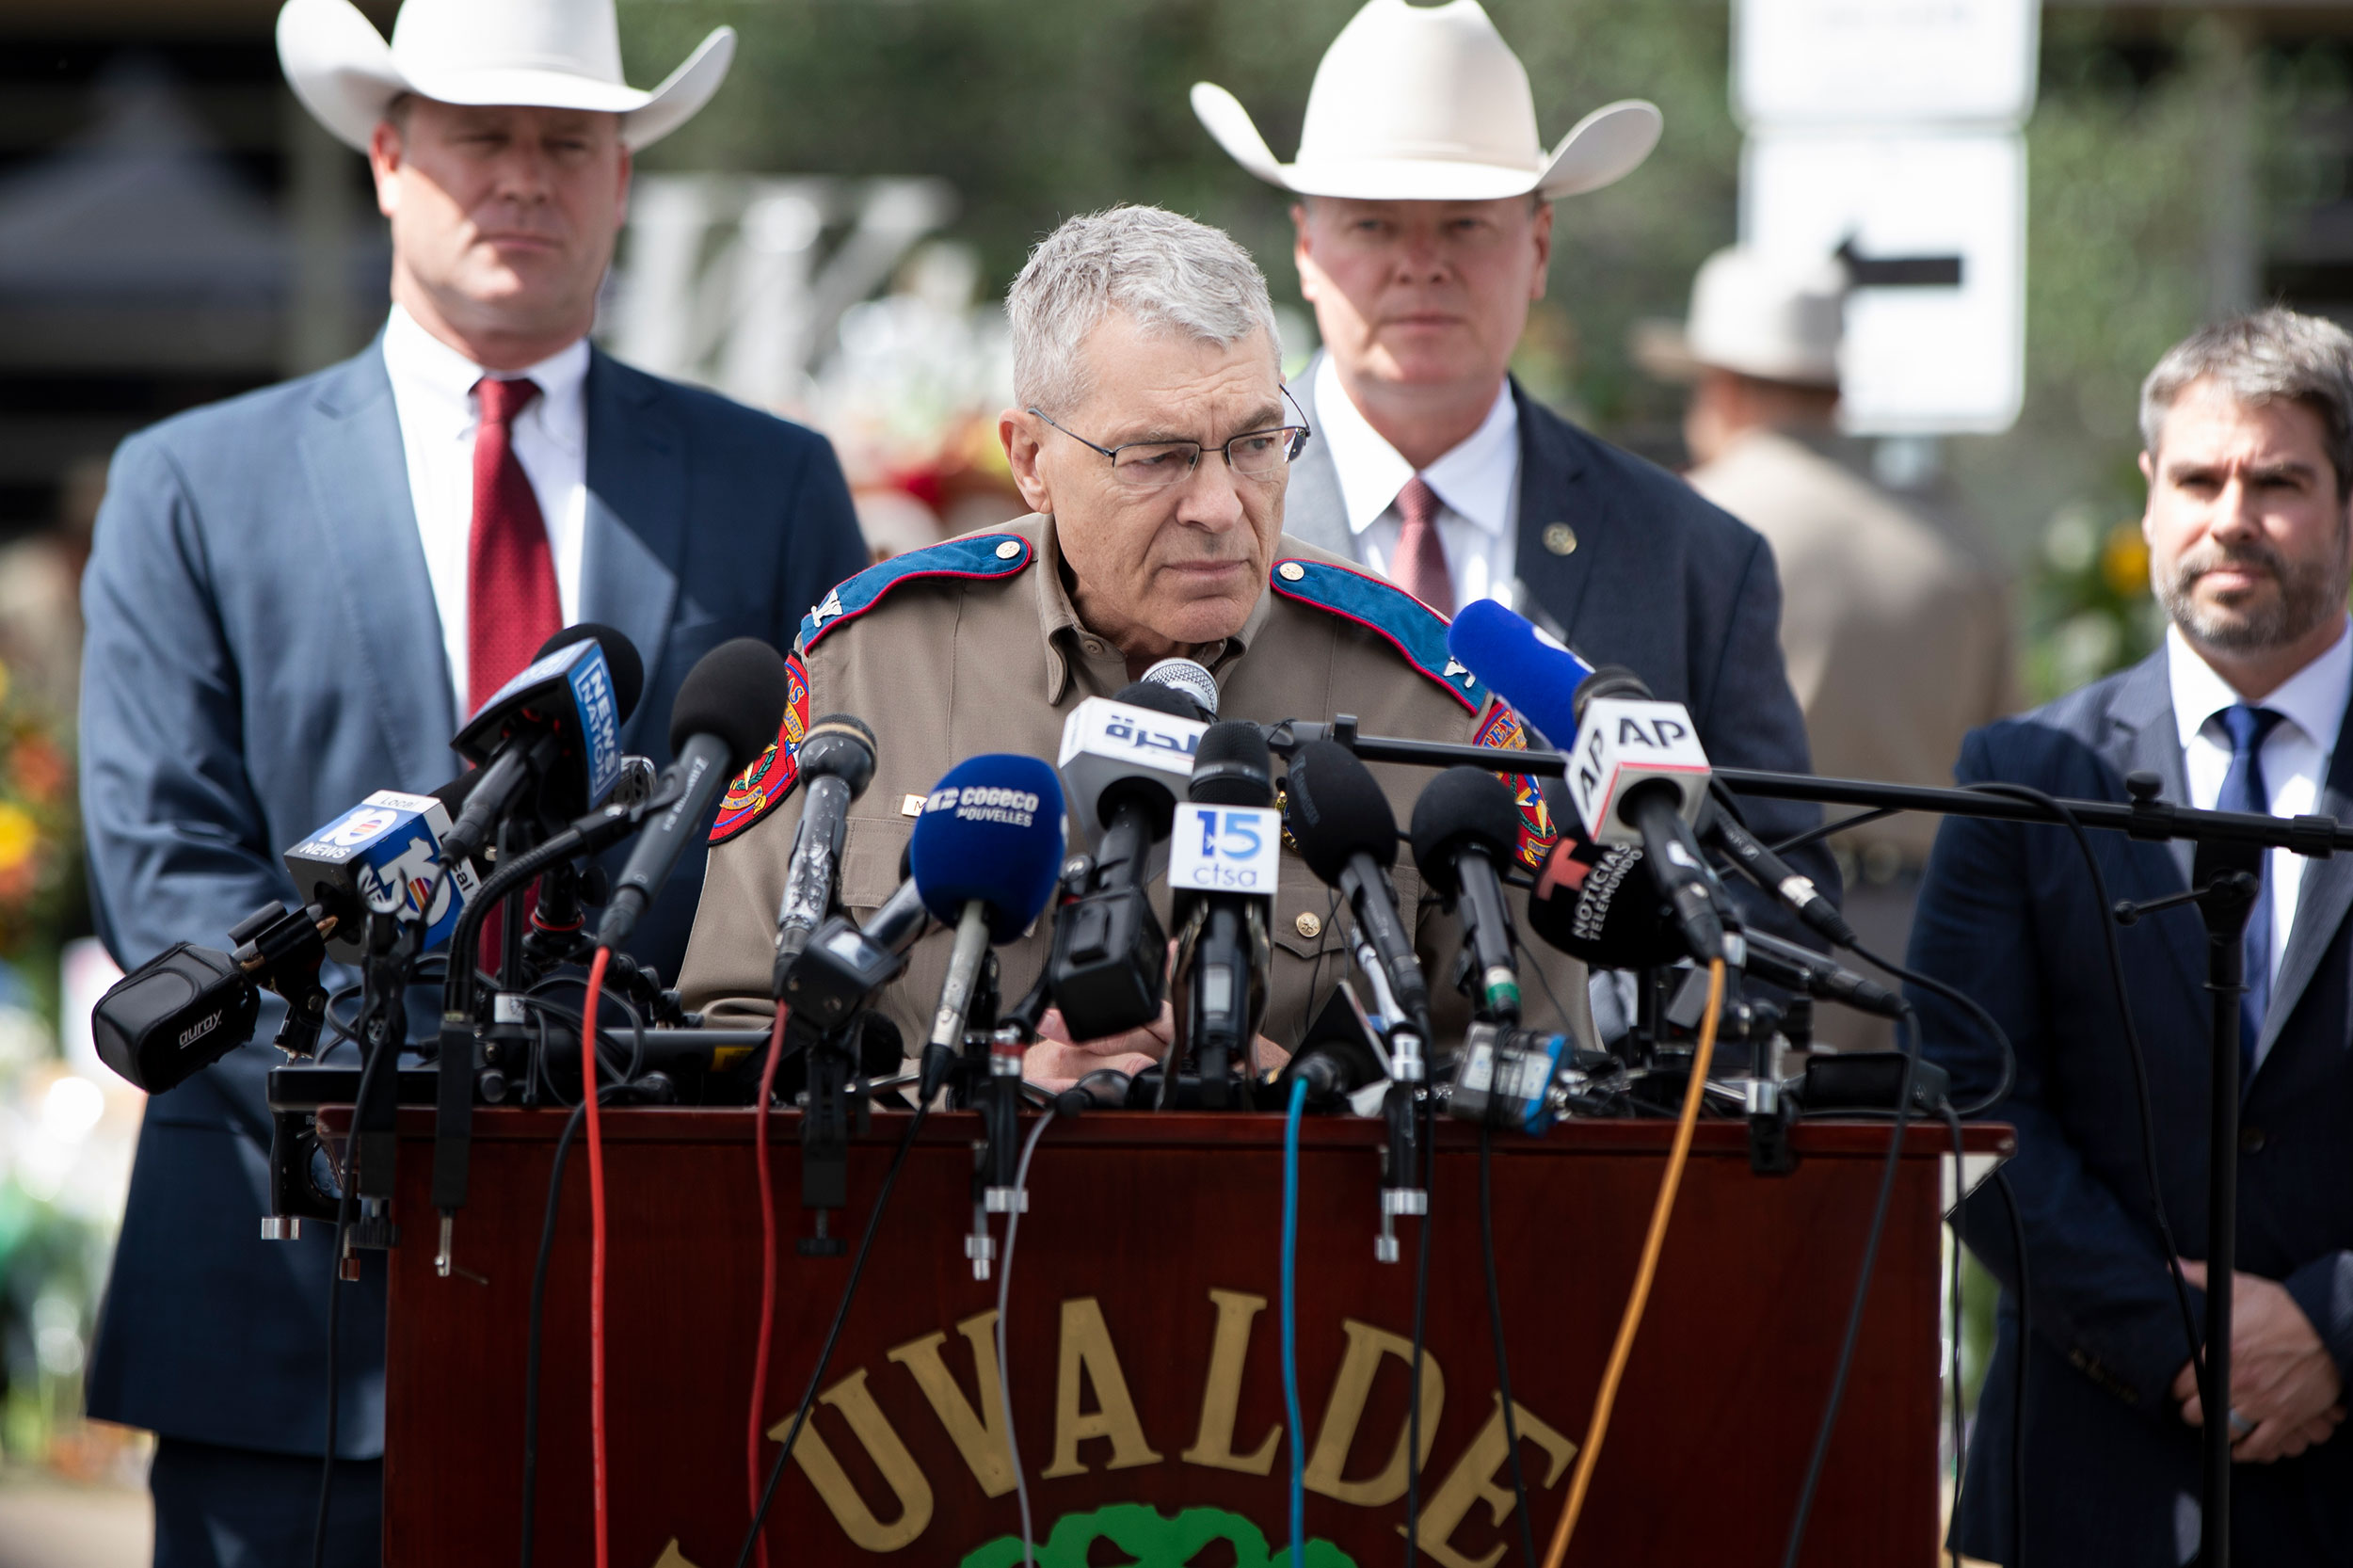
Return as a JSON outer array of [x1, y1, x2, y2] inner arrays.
[[1689, 429, 2014, 867], [679, 514, 1595, 1059]]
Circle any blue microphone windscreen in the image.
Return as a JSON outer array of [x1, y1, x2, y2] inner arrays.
[[908, 754, 1067, 942], [1445, 600, 1596, 750]]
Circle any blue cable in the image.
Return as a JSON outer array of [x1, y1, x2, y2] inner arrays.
[[1282, 1075, 1307, 1567]]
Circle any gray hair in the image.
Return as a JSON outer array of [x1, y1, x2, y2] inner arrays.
[[2140, 308, 2353, 496], [1007, 205, 1280, 414]]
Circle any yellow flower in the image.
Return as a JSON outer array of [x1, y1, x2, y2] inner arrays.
[[2102, 522, 2151, 599], [0, 802, 34, 872]]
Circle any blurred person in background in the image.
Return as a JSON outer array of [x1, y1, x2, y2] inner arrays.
[[1916, 308, 2353, 1563], [1192, 0, 1834, 964], [0, 456, 104, 723], [76, 0, 863, 1561], [1641, 247, 2014, 1048]]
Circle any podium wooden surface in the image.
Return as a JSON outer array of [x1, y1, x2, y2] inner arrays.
[[358, 1105, 2011, 1567]]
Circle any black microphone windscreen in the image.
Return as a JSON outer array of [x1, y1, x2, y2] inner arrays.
[[669, 638, 792, 772], [1408, 767, 1522, 899], [1283, 739, 1397, 885], [798, 712, 877, 797], [1569, 664, 1651, 726], [1522, 839, 1685, 968], [1112, 681, 1204, 722], [1190, 721, 1274, 807], [538, 622, 647, 723]]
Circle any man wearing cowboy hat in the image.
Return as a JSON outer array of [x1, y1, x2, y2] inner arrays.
[[1193, 0, 1835, 936], [1640, 248, 2014, 1048], [77, 2, 864, 1559]]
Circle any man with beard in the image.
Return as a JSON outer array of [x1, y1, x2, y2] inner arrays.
[[1913, 309, 2353, 1563]]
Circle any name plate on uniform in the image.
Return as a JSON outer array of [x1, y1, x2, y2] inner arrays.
[[1167, 804, 1281, 893]]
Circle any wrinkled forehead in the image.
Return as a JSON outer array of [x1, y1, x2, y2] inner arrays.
[[1068, 314, 1283, 443]]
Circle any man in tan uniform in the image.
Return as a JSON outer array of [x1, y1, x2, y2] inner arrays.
[[1642, 247, 2014, 1047], [680, 205, 1591, 1083]]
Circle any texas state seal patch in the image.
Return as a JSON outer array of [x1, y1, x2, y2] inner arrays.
[[1474, 701, 1559, 871], [709, 653, 810, 845]]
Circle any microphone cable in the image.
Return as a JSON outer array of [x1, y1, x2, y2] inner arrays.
[[1478, 1127, 1539, 1568], [1403, 1077, 1433, 1568], [745, 1003, 791, 1568], [1542, 956, 1724, 1568], [993, 1108, 1059, 1568], [733, 1099, 933, 1568], [1281, 1076, 1307, 1568], [581, 948, 615, 1568]]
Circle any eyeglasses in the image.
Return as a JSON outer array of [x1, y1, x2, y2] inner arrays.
[[1028, 392, 1313, 492]]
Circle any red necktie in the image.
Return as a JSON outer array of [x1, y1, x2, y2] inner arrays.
[[467, 376, 562, 717], [1392, 474, 1454, 616]]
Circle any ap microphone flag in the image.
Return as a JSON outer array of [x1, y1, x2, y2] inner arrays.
[[908, 754, 1067, 942]]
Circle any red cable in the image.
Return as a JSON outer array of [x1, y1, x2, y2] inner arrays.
[[582, 946, 613, 1568], [745, 1003, 790, 1568]]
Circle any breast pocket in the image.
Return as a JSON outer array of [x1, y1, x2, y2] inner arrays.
[[1265, 852, 1425, 1046], [840, 813, 914, 917]]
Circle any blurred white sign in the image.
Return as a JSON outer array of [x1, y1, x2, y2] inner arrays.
[[1742, 130, 2025, 435], [1734, 0, 2039, 129]]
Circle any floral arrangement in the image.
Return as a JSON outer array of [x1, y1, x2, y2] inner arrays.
[[0, 659, 75, 959]]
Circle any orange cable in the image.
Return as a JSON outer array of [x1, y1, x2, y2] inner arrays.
[[1540, 958, 1724, 1568]]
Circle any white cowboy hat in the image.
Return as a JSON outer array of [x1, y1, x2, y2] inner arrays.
[[1632, 247, 1849, 389], [276, 0, 735, 152], [1192, 0, 1660, 202]]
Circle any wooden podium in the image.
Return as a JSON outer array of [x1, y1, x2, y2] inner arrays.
[[361, 1106, 2010, 1566]]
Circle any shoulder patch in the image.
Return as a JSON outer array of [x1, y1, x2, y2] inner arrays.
[[1270, 557, 1487, 712], [710, 654, 811, 844], [1474, 701, 1561, 872], [799, 533, 1033, 652]]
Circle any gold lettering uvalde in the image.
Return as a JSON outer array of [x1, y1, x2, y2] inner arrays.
[[887, 1311, 1016, 1497], [1407, 1393, 1577, 1568], [1040, 1295, 1165, 1478], [771, 1367, 934, 1551], [1303, 1318, 1445, 1506], [1181, 1289, 1281, 1475]]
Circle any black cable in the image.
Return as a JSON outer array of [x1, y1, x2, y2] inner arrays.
[[1940, 1105, 1967, 1568], [1778, 1004, 1922, 1568], [519, 1096, 592, 1568], [1992, 1167, 2030, 1568], [1845, 940, 2015, 1118], [1767, 805, 1899, 858], [1477, 1129, 1538, 1568], [1513, 934, 1574, 1034], [1964, 780, 2202, 1384], [732, 1104, 933, 1568], [1402, 1087, 1433, 1568]]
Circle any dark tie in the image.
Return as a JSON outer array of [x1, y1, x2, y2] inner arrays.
[[467, 376, 561, 718], [1392, 475, 1454, 616], [2215, 704, 2286, 1073]]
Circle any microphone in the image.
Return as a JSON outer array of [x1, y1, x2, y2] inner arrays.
[[1447, 600, 1726, 961], [907, 754, 1068, 1064], [1047, 680, 1204, 1039], [282, 788, 484, 963], [1138, 656, 1220, 721], [771, 714, 879, 992], [595, 639, 793, 950], [777, 877, 933, 1032], [1283, 740, 1431, 1035], [444, 622, 646, 862], [1738, 929, 1904, 1018], [92, 901, 341, 1091], [1407, 767, 1523, 1021], [1704, 792, 1858, 948], [1168, 721, 1280, 1106]]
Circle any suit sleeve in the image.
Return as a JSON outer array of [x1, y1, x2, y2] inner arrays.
[[771, 428, 868, 647], [80, 433, 290, 977], [1911, 727, 2202, 1413], [1696, 528, 1842, 937]]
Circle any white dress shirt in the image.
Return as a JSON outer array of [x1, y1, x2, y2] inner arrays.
[[2168, 617, 2352, 1064], [1312, 353, 1520, 610], [380, 303, 590, 718]]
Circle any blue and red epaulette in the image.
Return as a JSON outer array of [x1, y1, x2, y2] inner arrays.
[[1268, 556, 1490, 712], [797, 532, 1034, 654]]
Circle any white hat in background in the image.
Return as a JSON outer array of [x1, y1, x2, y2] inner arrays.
[[1191, 0, 1661, 202], [276, 0, 735, 152], [1634, 247, 1849, 389]]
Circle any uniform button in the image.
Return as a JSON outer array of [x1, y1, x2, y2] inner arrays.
[[1277, 562, 1306, 582], [1543, 523, 1577, 556], [995, 539, 1022, 560], [2240, 1126, 2266, 1153], [1294, 912, 1321, 938]]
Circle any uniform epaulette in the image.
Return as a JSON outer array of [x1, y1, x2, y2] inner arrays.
[[1269, 557, 1487, 712], [798, 533, 1033, 653], [709, 653, 810, 844]]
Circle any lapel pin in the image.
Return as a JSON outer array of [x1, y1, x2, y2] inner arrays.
[[1543, 522, 1577, 556]]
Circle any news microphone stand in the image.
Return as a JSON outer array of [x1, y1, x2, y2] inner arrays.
[[1294, 717, 2353, 1568]]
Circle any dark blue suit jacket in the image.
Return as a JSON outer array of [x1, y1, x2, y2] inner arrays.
[[1283, 361, 1834, 906], [79, 342, 867, 1457], [1912, 648, 2353, 1563]]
